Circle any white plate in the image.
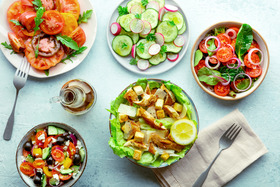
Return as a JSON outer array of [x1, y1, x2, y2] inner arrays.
[[0, 0, 97, 78], [107, 0, 190, 75]]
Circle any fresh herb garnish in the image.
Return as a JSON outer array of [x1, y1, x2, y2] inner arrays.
[[122, 43, 128, 49], [138, 42, 145, 53], [56, 35, 79, 51], [34, 7, 45, 35], [141, 0, 148, 6], [235, 24, 253, 62], [214, 27, 225, 36], [44, 70, 49, 76], [32, 0, 43, 10], [194, 49, 203, 66], [78, 10, 93, 24], [160, 45, 167, 55], [1, 42, 15, 54], [135, 14, 141, 19], [130, 58, 137, 65], [168, 21, 176, 27], [61, 46, 88, 63], [146, 33, 156, 41], [207, 39, 216, 56], [117, 6, 129, 16], [10, 20, 21, 26], [35, 43, 40, 58], [220, 66, 245, 82]]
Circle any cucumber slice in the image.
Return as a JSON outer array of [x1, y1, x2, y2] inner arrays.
[[136, 39, 156, 59], [162, 12, 184, 30], [178, 21, 186, 35], [41, 174, 47, 187], [149, 0, 165, 8], [49, 177, 59, 186], [119, 14, 135, 32], [57, 127, 66, 135], [127, 0, 146, 13], [26, 154, 34, 163], [164, 42, 182, 53], [156, 21, 178, 42], [120, 29, 139, 44], [140, 29, 155, 38], [70, 165, 80, 174], [48, 126, 58, 135], [141, 9, 159, 29], [112, 35, 133, 57], [79, 147, 86, 162], [149, 52, 167, 65], [42, 147, 51, 160], [116, 15, 123, 23], [60, 169, 74, 175]]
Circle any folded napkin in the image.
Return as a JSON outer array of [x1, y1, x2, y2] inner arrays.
[[152, 109, 268, 187]]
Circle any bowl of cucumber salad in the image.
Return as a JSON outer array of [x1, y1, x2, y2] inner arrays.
[[16, 122, 87, 187], [107, 0, 190, 75]]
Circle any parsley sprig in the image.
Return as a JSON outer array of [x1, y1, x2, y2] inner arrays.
[[168, 21, 176, 27], [135, 14, 141, 19], [130, 58, 137, 65], [146, 33, 156, 41], [141, 0, 148, 6], [118, 6, 129, 16], [160, 45, 167, 55], [78, 10, 93, 24], [122, 43, 128, 49], [32, 0, 43, 10], [138, 42, 145, 53]]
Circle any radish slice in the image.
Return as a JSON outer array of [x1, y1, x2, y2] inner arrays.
[[137, 59, 150, 70], [131, 44, 136, 58], [164, 4, 178, 12], [173, 35, 185, 47], [148, 44, 161, 55], [146, 1, 160, 12], [158, 8, 166, 21], [140, 21, 152, 35], [130, 19, 144, 33], [130, 5, 142, 14], [110, 22, 121, 36], [155, 33, 165, 46], [167, 53, 179, 62]]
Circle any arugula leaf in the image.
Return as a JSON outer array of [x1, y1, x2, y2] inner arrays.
[[214, 27, 225, 36], [35, 43, 39, 58], [130, 58, 137, 65], [138, 42, 145, 53], [167, 21, 176, 27], [207, 39, 216, 56], [34, 7, 45, 35], [44, 70, 49, 76], [146, 33, 156, 41], [141, 0, 148, 6], [56, 35, 79, 51], [61, 46, 87, 63], [220, 66, 245, 82], [122, 43, 127, 49], [1, 42, 16, 54], [160, 45, 167, 55], [32, 0, 43, 10], [197, 67, 221, 86], [10, 20, 21, 26], [135, 14, 141, 19], [117, 6, 129, 16], [78, 10, 93, 24], [194, 50, 203, 66], [235, 24, 253, 61]]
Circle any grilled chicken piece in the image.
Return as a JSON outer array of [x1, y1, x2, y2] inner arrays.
[[8, 33, 25, 53], [150, 133, 185, 152], [138, 107, 165, 130], [163, 105, 180, 119], [134, 93, 157, 107], [145, 83, 151, 94], [160, 85, 176, 105], [124, 140, 148, 150], [121, 121, 140, 140], [124, 88, 138, 105], [148, 142, 157, 155]]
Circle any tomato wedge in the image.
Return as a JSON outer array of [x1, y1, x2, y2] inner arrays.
[[69, 27, 86, 47], [214, 82, 230, 96], [51, 149, 65, 162], [33, 159, 46, 169], [199, 39, 208, 53], [57, 0, 80, 20], [244, 53, 259, 69], [216, 47, 233, 62], [59, 173, 73, 181], [19, 11, 36, 31], [215, 33, 231, 47], [194, 60, 206, 74], [40, 10, 65, 35], [23, 149, 30, 157], [246, 66, 262, 78], [20, 162, 35, 176], [35, 130, 47, 145], [68, 142, 76, 157]]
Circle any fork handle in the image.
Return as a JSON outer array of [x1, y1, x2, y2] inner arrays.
[[192, 148, 223, 187], [3, 90, 19, 140]]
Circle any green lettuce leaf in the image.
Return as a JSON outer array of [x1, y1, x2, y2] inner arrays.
[[197, 67, 221, 86]]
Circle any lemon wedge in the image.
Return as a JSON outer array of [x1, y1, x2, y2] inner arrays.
[[170, 119, 197, 145]]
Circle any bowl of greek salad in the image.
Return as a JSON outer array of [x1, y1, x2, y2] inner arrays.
[[107, 0, 190, 75], [16, 122, 87, 187], [191, 21, 269, 100], [108, 78, 199, 168]]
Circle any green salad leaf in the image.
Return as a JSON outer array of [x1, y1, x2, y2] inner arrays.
[[219, 66, 245, 82], [117, 6, 128, 16], [235, 24, 253, 61], [56, 35, 79, 51], [207, 39, 216, 56], [32, 0, 43, 10], [61, 46, 87, 63], [44, 70, 49, 76], [78, 10, 93, 24], [194, 49, 203, 66], [214, 27, 225, 36], [10, 20, 21, 26], [34, 7, 45, 35], [1, 42, 15, 54], [197, 67, 221, 86]]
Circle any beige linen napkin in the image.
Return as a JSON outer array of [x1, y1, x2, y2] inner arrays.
[[152, 109, 268, 187]]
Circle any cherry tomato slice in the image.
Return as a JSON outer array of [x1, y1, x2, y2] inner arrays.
[[244, 53, 260, 69], [199, 39, 208, 53], [33, 159, 46, 169], [40, 10, 65, 35], [51, 149, 65, 162], [248, 40, 260, 52], [231, 39, 236, 51], [57, 0, 80, 20], [69, 27, 86, 47], [68, 142, 76, 156], [20, 162, 35, 176], [246, 66, 262, 78], [216, 47, 233, 63], [215, 33, 231, 47], [44, 136, 54, 148], [59, 173, 73, 181], [209, 56, 218, 64], [23, 149, 31, 157], [35, 131, 47, 145], [214, 82, 230, 97], [194, 60, 206, 74]]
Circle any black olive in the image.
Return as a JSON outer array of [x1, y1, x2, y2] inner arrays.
[[56, 136, 65, 145], [33, 175, 41, 185], [36, 172, 42, 178], [23, 141, 32, 152], [73, 153, 81, 165], [46, 156, 54, 165]]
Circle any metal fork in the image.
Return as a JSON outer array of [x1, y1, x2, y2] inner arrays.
[[192, 123, 242, 187], [3, 57, 30, 141]]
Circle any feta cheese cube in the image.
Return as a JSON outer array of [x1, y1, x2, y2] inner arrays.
[[134, 132, 144, 143], [155, 98, 164, 110], [133, 150, 142, 161], [133, 85, 144, 95], [173, 103, 183, 112]]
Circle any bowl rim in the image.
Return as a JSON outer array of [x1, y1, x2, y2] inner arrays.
[[108, 78, 199, 168], [15, 122, 88, 187], [190, 21, 270, 101]]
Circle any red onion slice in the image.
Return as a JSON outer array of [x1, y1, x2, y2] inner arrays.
[[205, 56, 220, 69], [221, 74, 231, 86], [225, 28, 237, 39], [205, 36, 220, 52], [70, 134, 77, 146], [248, 48, 263, 65], [233, 73, 252, 92], [227, 57, 241, 69], [226, 43, 235, 54]]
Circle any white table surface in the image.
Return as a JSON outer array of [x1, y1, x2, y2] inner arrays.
[[0, 0, 279, 186]]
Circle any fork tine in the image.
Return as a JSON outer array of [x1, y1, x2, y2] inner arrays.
[[22, 61, 30, 79], [230, 126, 242, 140], [15, 60, 25, 76], [227, 124, 238, 137], [23, 63, 30, 79], [223, 123, 236, 137], [228, 125, 240, 139]]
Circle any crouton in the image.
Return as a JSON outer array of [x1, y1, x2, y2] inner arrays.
[[160, 152, 170, 161], [155, 98, 164, 110], [156, 110, 165, 119], [133, 150, 142, 161], [134, 132, 144, 143], [119, 113, 128, 123]]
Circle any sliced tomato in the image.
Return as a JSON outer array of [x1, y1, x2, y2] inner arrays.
[[69, 26, 86, 47], [246, 66, 262, 78], [42, 0, 55, 10], [40, 10, 65, 35], [223, 54, 237, 66], [20, 162, 35, 176], [248, 40, 260, 52], [214, 82, 230, 96], [61, 13, 78, 36], [44, 136, 54, 148], [231, 39, 236, 51], [215, 33, 231, 47], [51, 149, 65, 162], [7, 1, 26, 39], [19, 11, 36, 31], [68, 142, 76, 156], [209, 56, 218, 64], [8, 32, 25, 53], [194, 60, 206, 74], [35, 130, 47, 145], [244, 53, 259, 69], [199, 39, 208, 53], [23, 149, 31, 157], [21, 0, 33, 6], [57, 0, 80, 20], [59, 173, 73, 181], [216, 47, 233, 63], [33, 159, 46, 169]]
